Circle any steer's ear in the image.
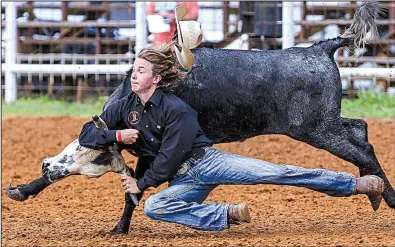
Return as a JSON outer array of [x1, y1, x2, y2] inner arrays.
[[92, 115, 108, 130], [92, 115, 121, 153]]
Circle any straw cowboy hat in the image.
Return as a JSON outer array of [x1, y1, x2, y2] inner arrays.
[[174, 5, 203, 69]]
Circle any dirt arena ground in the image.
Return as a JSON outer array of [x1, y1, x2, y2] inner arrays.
[[2, 116, 394, 246]]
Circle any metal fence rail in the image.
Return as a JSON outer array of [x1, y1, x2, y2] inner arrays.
[[2, 1, 395, 103], [2, 64, 394, 78]]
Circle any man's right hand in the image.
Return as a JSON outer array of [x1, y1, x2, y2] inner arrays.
[[119, 129, 140, 144]]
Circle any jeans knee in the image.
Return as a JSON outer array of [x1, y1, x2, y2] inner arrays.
[[144, 196, 161, 219]]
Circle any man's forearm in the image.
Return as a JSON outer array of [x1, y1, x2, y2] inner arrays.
[[78, 121, 118, 149]]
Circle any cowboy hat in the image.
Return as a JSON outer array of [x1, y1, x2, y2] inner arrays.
[[174, 5, 203, 69]]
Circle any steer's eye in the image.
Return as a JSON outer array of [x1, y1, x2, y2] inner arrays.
[[76, 145, 83, 151]]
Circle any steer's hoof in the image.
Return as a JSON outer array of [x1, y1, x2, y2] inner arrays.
[[110, 223, 129, 235], [368, 179, 385, 211], [5, 187, 29, 202], [368, 193, 383, 211]]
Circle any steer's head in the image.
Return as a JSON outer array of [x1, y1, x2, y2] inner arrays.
[[41, 115, 131, 183]]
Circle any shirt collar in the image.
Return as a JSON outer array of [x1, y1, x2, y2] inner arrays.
[[147, 89, 163, 107], [136, 89, 163, 107]]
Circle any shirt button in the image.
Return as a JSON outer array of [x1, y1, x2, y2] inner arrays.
[[145, 125, 149, 128], [144, 110, 147, 113], [150, 138, 154, 141]]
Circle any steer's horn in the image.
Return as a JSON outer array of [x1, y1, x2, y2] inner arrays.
[[92, 114, 109, 130]]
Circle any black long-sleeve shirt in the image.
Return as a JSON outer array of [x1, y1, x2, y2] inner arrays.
[[78, 89, 213, 192]]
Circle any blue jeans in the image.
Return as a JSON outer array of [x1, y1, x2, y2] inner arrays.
[[143, 147, 356, 231]]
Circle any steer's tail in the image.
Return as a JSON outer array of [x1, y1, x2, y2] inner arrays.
[[317, 0, 385, 56]]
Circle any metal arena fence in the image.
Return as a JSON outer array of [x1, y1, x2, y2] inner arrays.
[[2, 1, 395, 102]]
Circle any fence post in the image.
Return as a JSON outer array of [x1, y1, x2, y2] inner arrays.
[[135, 2, 147, 55], [282, 1, 294, 49], [76, 77, 86, 103], [5, 2, 17, 103], [48, 75, 54, 97]]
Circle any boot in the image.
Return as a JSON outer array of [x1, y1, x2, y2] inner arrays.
[[228, 202, 251, 224], [355, 175, 385, 211]]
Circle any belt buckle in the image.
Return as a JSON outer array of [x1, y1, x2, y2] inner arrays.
[[176, 160, 191, 176]]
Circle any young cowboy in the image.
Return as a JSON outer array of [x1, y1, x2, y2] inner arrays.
[[78, 6, 385, 231]]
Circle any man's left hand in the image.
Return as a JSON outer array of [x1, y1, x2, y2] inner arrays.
[[121, 175, 141, 194]]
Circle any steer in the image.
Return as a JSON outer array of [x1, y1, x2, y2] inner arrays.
[[5, 0, 394, 235]]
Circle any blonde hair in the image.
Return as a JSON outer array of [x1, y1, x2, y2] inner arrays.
[[137, 42, 186, 89]]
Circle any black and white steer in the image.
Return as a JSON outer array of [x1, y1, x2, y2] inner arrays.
[[6, 115, 139, 206]]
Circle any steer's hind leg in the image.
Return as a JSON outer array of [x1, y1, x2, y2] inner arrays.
[[293, 121, 395, 210], [341, 117, 369, 143], [340, 117, 391, 182], [341, 117, 370, 177]]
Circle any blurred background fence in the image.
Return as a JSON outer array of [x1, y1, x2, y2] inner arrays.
[[2, 1, 395, 102]]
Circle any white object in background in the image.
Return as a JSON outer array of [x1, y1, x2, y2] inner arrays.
[[197, 2, 223, 42], [224, 34, 249, 50], [324, 24, 340, 40], [33, 8, 62, 22], [325, 24, 340, 59], [228, 14, 237, 33], [32, 34, 50, 40], [339, 68, 394, 79], [295, 42, 314, 48], [33, 1, 62, 7], [146, 15, 170, 33], [5, 2, 17, 103], [135, 2, 147, 56], [67, 15, 86, 23], [387, 87, 395, 97], [116, 28, 136, 39], [282, 1, 294, 49], [353, 62, 376, 89], [306, 2, 351, 7]]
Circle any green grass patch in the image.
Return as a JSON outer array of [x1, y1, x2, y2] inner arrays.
[[2, 96, 107, 117], [341, 91, 395, 118], [2, 91, 395, 118]]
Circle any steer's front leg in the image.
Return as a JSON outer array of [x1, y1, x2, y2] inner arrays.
[[5, 176, 51, 201], [111, 165, 142, 234], [6, 157, 67, 201], [111, 192, 143, 234]]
